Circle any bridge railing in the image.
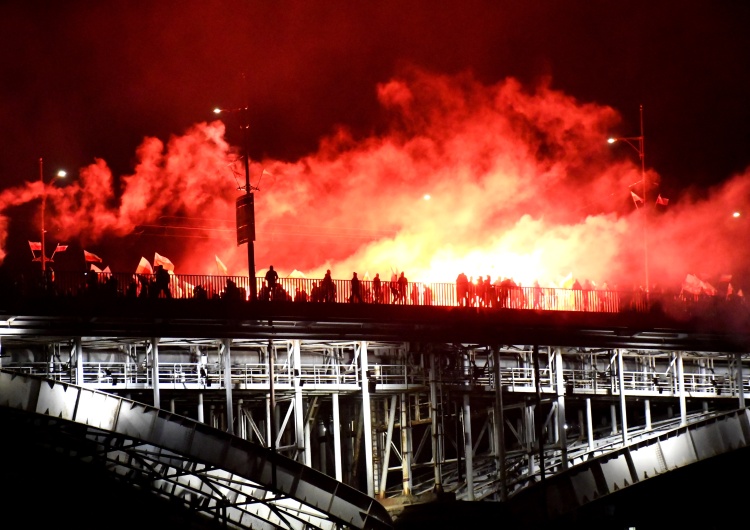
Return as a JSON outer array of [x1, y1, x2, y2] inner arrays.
[[5, 270, 750, 325]]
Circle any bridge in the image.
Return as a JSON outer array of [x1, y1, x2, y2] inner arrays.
[[1, 271, 749, 528]]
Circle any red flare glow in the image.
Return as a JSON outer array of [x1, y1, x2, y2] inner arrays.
[[1, 69, 749, 291]]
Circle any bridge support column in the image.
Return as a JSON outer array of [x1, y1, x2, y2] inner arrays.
[[237, 399, 245, 438], [222, 338, 234, 434], [617, 349, 628, 446], [197, 392, 204, 423], [292, 340, 306, 463], [74, 337, 83, 386], [677, 351, 687, 426], [378, 395, 397, 499], [400, 392, 413, 496], [644, 398, 651, 431], [359, 341, 376, 497], [554, 347, 568, 469], [463, 393, 475, 500], [151, 337, 160, 409], [585, 398, 594, 450], [736, 352, 746, 408], [430, 353, 444, 493], [332, 392, 343, 481], [492, 345, 507, 500]]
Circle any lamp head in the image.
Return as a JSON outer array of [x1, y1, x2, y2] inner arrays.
[[607, 138, 617, 144], [213, 108, 222, 114]]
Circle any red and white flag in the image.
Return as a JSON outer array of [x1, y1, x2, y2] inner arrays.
[[84, 250, 102, 263], [29, 241, 41, 251], [631, 191, 643, 207], [656, 194, 669, 206], [135, 257, 153, 275], [54, 244, 68, 253], [215, 255, 228, 275], [154, 252, 175, 272]]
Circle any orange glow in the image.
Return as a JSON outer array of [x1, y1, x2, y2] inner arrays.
[[1, 69, 748, 290]]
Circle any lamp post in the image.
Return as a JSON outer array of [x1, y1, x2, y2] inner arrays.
[[608, 104, 648, 301], [213, 106, 257, 302], [38, 157, 66, 273]]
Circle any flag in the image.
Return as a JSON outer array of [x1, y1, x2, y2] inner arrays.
[[29, 241, 41, 251], [154, 252, 175, 271], [682, 274, 718, 296], [631, 191, 643, 206], [54, 244, 68, 253], [135, 257, 153, 275], [90, 264, 102, 273], [215, 255, 228, 275], [656, 194, 669, 206], [84, 250, 102, 262], [720, 274, 733, 283]]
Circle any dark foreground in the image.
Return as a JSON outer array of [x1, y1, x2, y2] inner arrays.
[[3, 410, 749, 530]]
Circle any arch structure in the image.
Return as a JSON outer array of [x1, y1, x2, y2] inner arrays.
[[506, 407, 750, 525], [0, 369, 393, 530]]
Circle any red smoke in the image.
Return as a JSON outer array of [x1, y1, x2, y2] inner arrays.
[[2, 68, 748, 291]]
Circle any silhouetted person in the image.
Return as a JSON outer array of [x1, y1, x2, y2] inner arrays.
[[153, 265, 171, 298], [322, 269, 335, 302], [350, 272, 363, 303], [397, 271, 408, 304], [373, 273, 382, 303], [265, 265, 279, 299], [456, 272, 469, 307], [390, 273, 399, 303], [224, 278, 241, 300], [533, 280, 543, 309]]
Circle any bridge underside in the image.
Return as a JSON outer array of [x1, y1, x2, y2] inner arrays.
[[2, 299, 750, 527]]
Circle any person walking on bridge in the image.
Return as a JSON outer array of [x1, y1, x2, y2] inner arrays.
[[265, 265, 279, 300]]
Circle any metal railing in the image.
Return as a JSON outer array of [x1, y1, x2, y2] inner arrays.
[[4, 269, 684, 311], [3, 359, 745, 399]]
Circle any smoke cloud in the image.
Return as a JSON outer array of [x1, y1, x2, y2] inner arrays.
[[2, 68, 747, 291]]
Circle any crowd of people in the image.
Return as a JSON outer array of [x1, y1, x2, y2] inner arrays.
[[5, 264, 746, 319]]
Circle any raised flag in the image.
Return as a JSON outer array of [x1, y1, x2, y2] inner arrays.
[[90, 263, 102, 273], [656, 194, 669, 206], [29, 241, 41, 251], [215, 255, 228, 275], [630, 190, 643, 206], [54, 244, 68, 253], [135, 257, 153, 275], [84, 250, 102, 263], [154, 252, 175, 272]]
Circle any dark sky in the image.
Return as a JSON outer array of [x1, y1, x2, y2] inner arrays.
[[1, 1, 749, 291]]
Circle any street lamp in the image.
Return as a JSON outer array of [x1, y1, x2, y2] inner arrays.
[[39, 157, 66, 274], [608, 104, 649, 301], [213, 106, 257, 302]]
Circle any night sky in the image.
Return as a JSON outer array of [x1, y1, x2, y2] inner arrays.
[[1, 1, 749, 292]]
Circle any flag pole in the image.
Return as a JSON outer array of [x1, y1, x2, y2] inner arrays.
[[608, 106, 649, 304], [40, 158, 46, 274], [639, 104, 649, 304]]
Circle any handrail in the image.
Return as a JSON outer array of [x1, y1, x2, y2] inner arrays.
[[4, 270, 746, 320]]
